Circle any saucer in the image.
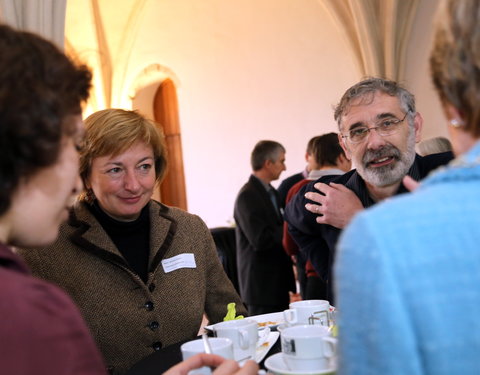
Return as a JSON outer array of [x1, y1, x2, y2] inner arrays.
[[205, 312, 284, 332], [264, 353, 336, 375], [256, 331, 279, 363]]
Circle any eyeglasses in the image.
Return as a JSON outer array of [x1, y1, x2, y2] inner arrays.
[[341, 112, 409, 144]]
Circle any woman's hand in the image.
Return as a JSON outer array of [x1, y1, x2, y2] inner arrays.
[[402, 175, 420, 192], [163, 354, 259, 375]]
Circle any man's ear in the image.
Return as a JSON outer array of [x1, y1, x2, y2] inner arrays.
[[413, 112, 423, 143], [336, 153, 351, 171], [338, 132, 352, 160]]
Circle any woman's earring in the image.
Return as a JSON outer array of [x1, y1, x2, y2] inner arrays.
[[450, 118, 464, 128]]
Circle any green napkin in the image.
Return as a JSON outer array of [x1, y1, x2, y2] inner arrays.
[[223, 303, 244, 321]]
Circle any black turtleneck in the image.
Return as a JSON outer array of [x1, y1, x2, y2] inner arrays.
[[88, 201, 150, 283]]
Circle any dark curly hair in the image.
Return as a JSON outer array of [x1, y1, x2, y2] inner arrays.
[[0, 24, 92, 215]]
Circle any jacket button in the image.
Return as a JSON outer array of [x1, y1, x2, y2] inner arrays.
[[145, 301, 154, 311], [152, 341, 163, 351], [149, 321, 159, 331], [149, 283, 156, 292]]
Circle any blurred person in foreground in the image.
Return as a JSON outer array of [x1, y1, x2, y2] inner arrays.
[[18, 108, 247, 375], [283, 133, 350, 300], [284, 77, 453, 304], [0, 22, 105, 375], [335, 0, 480, 374], [0, 23, 256, 375]]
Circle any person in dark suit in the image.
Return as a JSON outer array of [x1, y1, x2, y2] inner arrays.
[[234, 140, 296, 315]]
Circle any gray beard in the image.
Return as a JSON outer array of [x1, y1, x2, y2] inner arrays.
[[356, 131, 416, 187]]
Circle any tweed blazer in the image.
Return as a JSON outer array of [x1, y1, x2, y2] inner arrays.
[[18, 200, 246, 375]]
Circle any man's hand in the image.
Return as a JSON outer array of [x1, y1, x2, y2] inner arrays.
[[304, 182, 363, 229], [403, 175, 419, 192], [163, 354, 259, 375]]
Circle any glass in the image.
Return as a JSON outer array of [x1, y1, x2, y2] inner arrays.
[[341, 112, 409, 144]]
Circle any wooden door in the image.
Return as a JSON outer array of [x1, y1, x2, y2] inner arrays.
[[153, 79, 187, 210]]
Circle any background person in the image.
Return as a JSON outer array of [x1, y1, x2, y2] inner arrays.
[[416, 135, 453, 156], [281, 135, 321, 299], [277, 136, 321, 206], [18, 108, 247, 375], [335, 0, 480, 374], [283, 132, 350, 300], [234, 140, 295, 315], [284, 78, 454, 303]]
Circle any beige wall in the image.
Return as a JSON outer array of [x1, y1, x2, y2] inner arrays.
[[66, 0, 443, 228], [405, 0, 446, 140]]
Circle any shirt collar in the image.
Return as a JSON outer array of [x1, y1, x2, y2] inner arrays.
[[252, 174, 273, 192], [0, 242, 30, 274]]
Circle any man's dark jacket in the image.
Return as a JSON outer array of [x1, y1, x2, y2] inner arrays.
[[234, 175, 296, 307], [277, 171, 305, 207], [284, 152, 454, 303]]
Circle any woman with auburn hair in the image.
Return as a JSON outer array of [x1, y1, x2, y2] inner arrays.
[[0, 22, 255, 375], [19, 108, 247, 375], [335, 1, 480, 374]]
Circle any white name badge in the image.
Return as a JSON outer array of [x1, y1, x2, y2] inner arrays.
[[161, 253, 196, 273]]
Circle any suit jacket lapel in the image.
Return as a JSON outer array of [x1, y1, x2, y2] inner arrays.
[[249, 175, 282, 223]]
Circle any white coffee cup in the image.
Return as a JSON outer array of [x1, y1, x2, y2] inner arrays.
[[212, 319, 269, 361], [283, 299, 330, 326], [281, 324, 336, 371], [181, 337, 234, 375]]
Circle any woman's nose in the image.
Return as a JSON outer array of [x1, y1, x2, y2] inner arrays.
[[124, 171, 140, 191]]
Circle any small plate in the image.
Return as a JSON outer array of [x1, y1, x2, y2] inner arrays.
[[205, 312, 284, 331], [255, 331, 279, 363], [250, 312, 284, 330], [264, 353, 336, 375]]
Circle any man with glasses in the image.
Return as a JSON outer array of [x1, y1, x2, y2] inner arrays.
[[284, 78, 453, 303]]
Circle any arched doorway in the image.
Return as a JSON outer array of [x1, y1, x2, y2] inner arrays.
[[153, 79, 188, 210]]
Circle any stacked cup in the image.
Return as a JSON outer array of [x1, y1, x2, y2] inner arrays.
[[283, 299, 331, 327], [212, 319, 270, 362], [271, 300, 337, 373], [180, 337, 234, 375], [280, 324, 337, 372]]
